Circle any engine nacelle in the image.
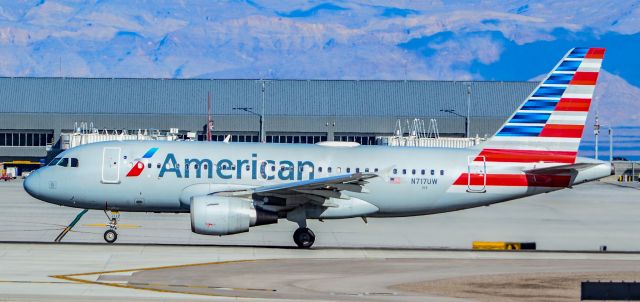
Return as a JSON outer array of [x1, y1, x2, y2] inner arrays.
[[190, 195, 277, 235]]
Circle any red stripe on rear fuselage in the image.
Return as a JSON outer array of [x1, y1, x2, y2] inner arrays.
[[475, 149, 577, 163], [453, 173, 572, 187]]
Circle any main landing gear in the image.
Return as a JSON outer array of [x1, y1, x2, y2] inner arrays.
[[293, 227, 315, 249], [103, 210, 120, 244], [287, 206, 315, 248]]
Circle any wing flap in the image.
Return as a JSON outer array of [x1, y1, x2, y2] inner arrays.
[[215, 173, 377, 202]]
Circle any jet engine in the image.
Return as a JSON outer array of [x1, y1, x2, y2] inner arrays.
[[190, 195, 278, 235]]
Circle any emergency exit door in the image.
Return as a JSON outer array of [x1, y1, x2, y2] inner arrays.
[[467, 155, 486, 193], [102, 147, 121, 184]]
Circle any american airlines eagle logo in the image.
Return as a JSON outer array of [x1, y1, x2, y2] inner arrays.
[[126, 147, 159, 177]]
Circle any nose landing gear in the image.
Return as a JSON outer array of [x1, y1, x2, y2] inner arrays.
[[103, 210, 120, 244]]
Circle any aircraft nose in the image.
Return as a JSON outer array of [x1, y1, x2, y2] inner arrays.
[[23, 172, 41, 198]]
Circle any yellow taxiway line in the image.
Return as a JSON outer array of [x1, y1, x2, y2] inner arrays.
[[49, 259, 273, 298]]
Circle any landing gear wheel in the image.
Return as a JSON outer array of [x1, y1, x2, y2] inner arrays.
[[104, 229, 117, 243], [293, 227, 315, 248]]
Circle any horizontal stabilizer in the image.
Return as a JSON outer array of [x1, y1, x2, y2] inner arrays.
[[525, 163, 600, 175]]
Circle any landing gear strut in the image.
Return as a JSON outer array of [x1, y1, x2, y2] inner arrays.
[[293, 227, 315, 248], [103, 210, 120, 244], [287, 206, 315, 248]]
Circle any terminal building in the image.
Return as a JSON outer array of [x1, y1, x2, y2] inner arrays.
[[0, 77, 537, 172]]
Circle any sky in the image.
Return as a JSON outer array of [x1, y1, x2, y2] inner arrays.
[[0, 0, 638, 159]]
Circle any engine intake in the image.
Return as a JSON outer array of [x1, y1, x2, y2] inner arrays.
[[190, 195, 277, 235]]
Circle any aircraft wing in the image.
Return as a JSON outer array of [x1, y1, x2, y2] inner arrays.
[[217, 173, 378, 205]]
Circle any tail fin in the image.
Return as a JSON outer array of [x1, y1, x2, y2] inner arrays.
[[479, 47, 605, 164]]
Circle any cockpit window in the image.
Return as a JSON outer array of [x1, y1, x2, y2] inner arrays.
[[48, 158, 61, 166], [70, 158, 79, 167], [57, 158, 69, 167]]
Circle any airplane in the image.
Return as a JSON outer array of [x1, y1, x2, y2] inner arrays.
[[24, 47, 612, 248]]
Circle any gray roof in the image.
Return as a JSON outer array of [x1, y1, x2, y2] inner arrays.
[[0, 77, 538, 117]]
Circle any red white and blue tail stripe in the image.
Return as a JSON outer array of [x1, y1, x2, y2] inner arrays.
[[480, 47, 605, 164], [449, 48, 605, 192]]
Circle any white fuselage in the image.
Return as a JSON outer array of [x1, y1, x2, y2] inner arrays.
[[24, 140, 612, 218]]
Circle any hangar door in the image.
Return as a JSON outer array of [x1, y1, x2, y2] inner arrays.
[[102, 147, 121, 184]]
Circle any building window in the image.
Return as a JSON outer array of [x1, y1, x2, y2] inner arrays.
[[0, 131, 53, 147]]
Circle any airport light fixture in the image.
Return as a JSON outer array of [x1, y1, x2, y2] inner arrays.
[[232, 107, 263, 143], [466, 84, 471, 139], [440, 109, 469, 138]]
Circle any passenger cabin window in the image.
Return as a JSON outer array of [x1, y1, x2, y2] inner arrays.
[[346, 168, 351, 173], [57, 158, 69, 167], [328, 167, 332, 173], [421, 169, 425, 175], [393, 169, 397, 174], [356, 168, 360, 173], [48, 158, 61, 166], [402, 169, 406, 175], [70, 158, 79, 168], [411, 169, 416, 175], [364, 168, 369, 173], [157, 163, 161, 169], [431, 169, 435, 175], [440, 170, 445, 176], [147, 163, 152, 169], [318, 167, 323, 173], [374, 168, 379, 173]]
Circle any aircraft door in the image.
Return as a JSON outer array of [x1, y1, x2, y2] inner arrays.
[[467, 155, 486, 193], [102, 147, 121, 184]]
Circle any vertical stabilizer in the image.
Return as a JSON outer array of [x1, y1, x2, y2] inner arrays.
[[479, 47, 605, 164]]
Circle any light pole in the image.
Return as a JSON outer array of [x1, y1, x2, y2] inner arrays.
[[233, 107, 263, 143], [257, 80, 270, 143], [466, 84, 471, 139], [609, 126, 613, 164], [594, 113, 600, 160], [440, 109, 468, 138]]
